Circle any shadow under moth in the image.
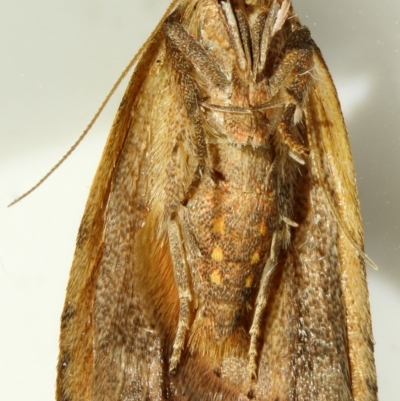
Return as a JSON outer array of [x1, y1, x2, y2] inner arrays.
[[57, 0, 378, 400]]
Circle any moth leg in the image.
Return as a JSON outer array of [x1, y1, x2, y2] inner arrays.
[[250, 0, 281, 77], [165, 21, 229, 199], [263, 27, 315, 164], [277, 103, 309, 164], [248, 230, 280, 380], [168, 216, 192, 374], [164, 22, 229, 90], [268, 26, 315, 100], [219, 0, 249, 71]]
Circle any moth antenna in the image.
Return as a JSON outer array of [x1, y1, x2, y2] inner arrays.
[[8, 0, 183, 208], [308, 136, 378, 270], [8, 43, 145, 207]]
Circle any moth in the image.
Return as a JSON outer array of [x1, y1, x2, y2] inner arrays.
[[57, 0, 378, 400]]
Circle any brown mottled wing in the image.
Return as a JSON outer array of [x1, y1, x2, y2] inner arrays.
[[307, 48, 377, 400], [254, 45, 377, 400], [56, 3, 183, 400]]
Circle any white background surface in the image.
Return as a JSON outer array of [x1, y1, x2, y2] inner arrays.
[[1, 1, 399, 400]]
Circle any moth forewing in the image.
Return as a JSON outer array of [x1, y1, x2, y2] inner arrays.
[[306, 49, 377, 400], [56, 14, 175, 400], [57, 1, 378, 400]]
